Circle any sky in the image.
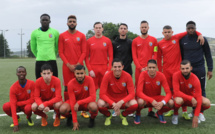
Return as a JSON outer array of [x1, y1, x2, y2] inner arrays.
[[1, 0, 215, 52]]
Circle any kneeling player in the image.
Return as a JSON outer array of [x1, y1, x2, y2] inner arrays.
[[172, 60, 211, 128], [98, 58, 138, 126], [3, 66, 35, 132], [60, 65, 98, 131], [135, 59, 174, 124], [31, 64, 62, 127]]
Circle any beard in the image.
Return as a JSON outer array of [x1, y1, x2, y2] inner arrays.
[[141, 31, 148, 35], [182, 72, 191, 79], [68, 25, 76, 30]]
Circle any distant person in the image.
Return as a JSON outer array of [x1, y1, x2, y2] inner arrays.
[[2, 66, 35, 132], [85, 22, 113, 90]]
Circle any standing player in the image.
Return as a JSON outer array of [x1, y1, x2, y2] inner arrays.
[[64, 65, 98, 130], [134, 59, 173, 124], [98, 59, 138, 126], [58, 15, 89, 118], [31, 64, 62, 127], [180, 21, 213, 121], [172, 60, 211, 128], [132, 20, 158, 117], [157, 25, 204, 118], [85, 22, 113, 90], [31, 14, 59, 79], [3, 66, 35, 132]]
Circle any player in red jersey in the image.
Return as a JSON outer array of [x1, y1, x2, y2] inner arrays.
[[31, 64, 62, 127], [58, 15, 89, 118], [60, 65, 98, 130], [98, 58, 138, 126], [172, 60, 210, 128], [157, 25, 204, 118], [2, 66, 35, 132], [85, 22, 113, 90], [134, 59, 174, 124]]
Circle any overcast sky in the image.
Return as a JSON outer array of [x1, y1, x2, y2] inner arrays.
[[1, 0, 215, 51]]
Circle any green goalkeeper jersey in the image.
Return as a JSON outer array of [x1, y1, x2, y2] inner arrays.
[[30, 27, 59, 61]]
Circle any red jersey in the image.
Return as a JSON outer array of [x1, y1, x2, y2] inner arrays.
[[9, 80, 35, 126], [137, 71, 172, 103], [99, 71, 135, 106], [86, 36, 113, 71], [58, 30, 87, 65], [173, 71, 202, 116], [34, 76, 62, 107], [132, 35, 158, 70], [68, 76, 96, 123], [157, 31, 201, 73]]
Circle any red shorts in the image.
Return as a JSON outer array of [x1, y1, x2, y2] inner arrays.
[[65, 100, 90, 111], [40, 100, 62, 109], [144, 95, 165, 107], [173, 97, 193, 107], [62, 64, 75, 86]]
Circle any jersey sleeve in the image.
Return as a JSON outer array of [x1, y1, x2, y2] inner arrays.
[[55, 30, 60, 56], [193, 76, 202, 116], [121, 75, 135, 104], [58, 34, 69, 64], [175, 31, 201, 40], [43, 78, 62, 107], [132, 39, 142, 70], [85, 40, 93, 71], [9, 86, 19, 126], [68, 83, 78, 123], [30, 31, 37, 57], [107, 39, 113, 71], [161, 74, 172, 103], [77, 78, 96, 105], [77, 34, 87, 64], [157, 42, 163, 72], [202, 37, 213, 72]]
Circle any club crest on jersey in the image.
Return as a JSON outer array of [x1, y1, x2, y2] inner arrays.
[[103, 42, 107, 47], [156, 81, 160, 86], [122, 82, 126, 87], [149, 42, 153, 46], [84, 86, 88, 91], [49, 34, 53, 38], [27, 90, 31, 94], [51, 88, 55, 92], [188, 84, 192, 88], [77, 37, 80, 41], [172, 40, 176, 44]]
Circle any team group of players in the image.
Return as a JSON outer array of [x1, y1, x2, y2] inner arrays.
[[2, 13, 213, 132]]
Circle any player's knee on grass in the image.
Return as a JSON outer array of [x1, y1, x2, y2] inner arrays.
[[137, 98, 145, 107], [174, 97, 184, 105], [167, 99, 174, 108], [88, 102, 98, 112], [97, 99, 107, 108], [54, 101, 63, 109], [202, 97, 211, 107], [59, 103, 70, 114], [31, 102, 38, 111]]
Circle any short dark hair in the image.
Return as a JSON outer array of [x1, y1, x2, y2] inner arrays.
[[181, 60, 191, 65], [41, 64, 52, 72], [186, 21, 196, 27], [112, 58, 123, 66], [16, 66, 26, 73], [163, 25, 172, 30], [147, 59, 157, 65], [75, 65, 85, 71], [40, 14, 50, 19], [94, 22, 103, 28], [119, 23, 128, 29], [68, 15, 76, 20], [140, 20, 148, 25]]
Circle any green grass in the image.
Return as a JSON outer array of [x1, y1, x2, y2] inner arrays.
[[0, 58, 215, 134]]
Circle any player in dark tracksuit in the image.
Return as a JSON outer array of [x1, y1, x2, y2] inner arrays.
[[180, 21, 213, 98]]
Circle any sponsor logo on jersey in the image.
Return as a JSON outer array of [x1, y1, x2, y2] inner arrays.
[[117, 45, 120, 48], [27, 89, 31, 94], [77, 37, 80, 41], [156, 81, 160, 86], [65, 39, 69, 41], [91, 43, 95, 46], [149, 42, 153, 46], [145, 82, 150, 84], [180, 82, 184, 84], [110, 83, 114, 86], [188, 84, 192, 88], [172, 40, 176, 44], [49, 34, 53, 38], [137, 44, 142, 46], [51, 88, 55, 92], [122, 82, 126, 87], [103, 42, 107, 47], [84, 86, 88, 91]]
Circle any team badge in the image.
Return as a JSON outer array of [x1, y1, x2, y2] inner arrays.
[[49, 34, 53, 38], [27, 90, 31, 94], [122, 82, 126, 87], [149, 42, 153, 46], [51, 88, 55, 92], [103, 42, 107, 47], [172, 40, 176, 44], [188, 84, 192, 88], [156, 81, 160, 86], [77, 37, 80, 41], [84, 86, 88, 91]]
